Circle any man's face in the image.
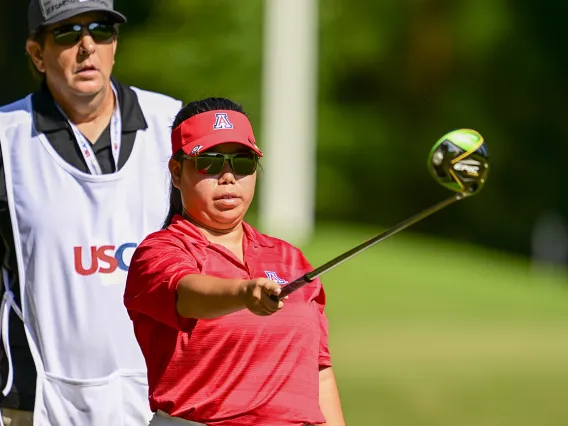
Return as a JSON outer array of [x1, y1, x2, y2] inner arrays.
[[27, 12, 118, 98]]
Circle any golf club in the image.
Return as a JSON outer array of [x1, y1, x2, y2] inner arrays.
[[271, 128, 490, 301]]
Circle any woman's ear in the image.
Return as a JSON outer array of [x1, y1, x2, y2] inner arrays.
[[169, 158, 182, 189]]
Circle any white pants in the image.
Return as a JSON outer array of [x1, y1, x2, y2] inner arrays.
[[148, 410, 206, 426]]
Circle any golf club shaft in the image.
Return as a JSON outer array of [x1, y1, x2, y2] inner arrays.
[[273, 192, 467, 300]]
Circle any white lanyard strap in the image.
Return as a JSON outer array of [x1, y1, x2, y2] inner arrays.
[[0, 268, 24, 398], [54, 83, 122, 175]]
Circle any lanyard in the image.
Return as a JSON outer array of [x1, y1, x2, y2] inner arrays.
[[54, 83, 122, 175]]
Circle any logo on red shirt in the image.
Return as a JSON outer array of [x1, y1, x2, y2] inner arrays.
[[264, 271, 288, 285]]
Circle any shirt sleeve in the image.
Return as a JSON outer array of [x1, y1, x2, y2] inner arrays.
[[313, 279, 332, 368], [296, 247, 333, 368], [0, 150, 15, 272], [124, 231, 200, 332]]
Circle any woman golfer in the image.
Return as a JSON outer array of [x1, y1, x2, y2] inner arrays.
[[124, 97, 345, 426]]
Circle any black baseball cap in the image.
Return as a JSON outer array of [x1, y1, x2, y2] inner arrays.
[[28, 0, 127, 33]]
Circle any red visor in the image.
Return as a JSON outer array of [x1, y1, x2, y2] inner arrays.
[[171, 110, 262, 157]]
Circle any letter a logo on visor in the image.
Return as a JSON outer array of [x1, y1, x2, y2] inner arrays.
[[213, 113, 234, 130], [170, 110, 263, 157]]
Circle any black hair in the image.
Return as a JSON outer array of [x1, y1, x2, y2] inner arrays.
[[162, 97, 247, 229]]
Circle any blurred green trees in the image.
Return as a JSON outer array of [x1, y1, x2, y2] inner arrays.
[[1, 0, 565, 258]]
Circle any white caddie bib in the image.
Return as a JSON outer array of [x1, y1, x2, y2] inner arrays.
[[0, 87, 181, 426]]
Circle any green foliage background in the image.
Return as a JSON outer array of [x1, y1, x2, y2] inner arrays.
[[2, 0, 566, 258]]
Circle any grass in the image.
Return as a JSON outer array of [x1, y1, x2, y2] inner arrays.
[[297, 222, 568, 426]]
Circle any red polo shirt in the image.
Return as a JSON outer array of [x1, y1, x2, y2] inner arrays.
[[124, 215, 331, 425]]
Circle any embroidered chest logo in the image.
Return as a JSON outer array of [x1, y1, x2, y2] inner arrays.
[[264, 271, 288, 285], [213, 113, 234, 130]]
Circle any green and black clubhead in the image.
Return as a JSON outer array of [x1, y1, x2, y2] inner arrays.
[[428, 129, 489, 196]]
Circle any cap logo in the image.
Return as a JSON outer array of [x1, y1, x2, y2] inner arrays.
[[42, 0, 113, 19], [189, 145, 203, 156], [213, 113, 234, 130]]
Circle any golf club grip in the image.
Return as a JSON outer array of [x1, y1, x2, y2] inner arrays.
[[269, 274, 312, 301]]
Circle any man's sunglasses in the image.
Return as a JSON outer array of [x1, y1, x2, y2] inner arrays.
[[184, 152, 259, 176], [49, 22, 116, 46]]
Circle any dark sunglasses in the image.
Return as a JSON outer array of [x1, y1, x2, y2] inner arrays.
[[184, 152, 259, 176], [50, 22, 116, 46]]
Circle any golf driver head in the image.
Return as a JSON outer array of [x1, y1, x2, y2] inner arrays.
[[428, 129, 489, 195]]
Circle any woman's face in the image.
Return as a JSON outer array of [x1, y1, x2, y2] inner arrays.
[[171, 143, 258, 231]]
